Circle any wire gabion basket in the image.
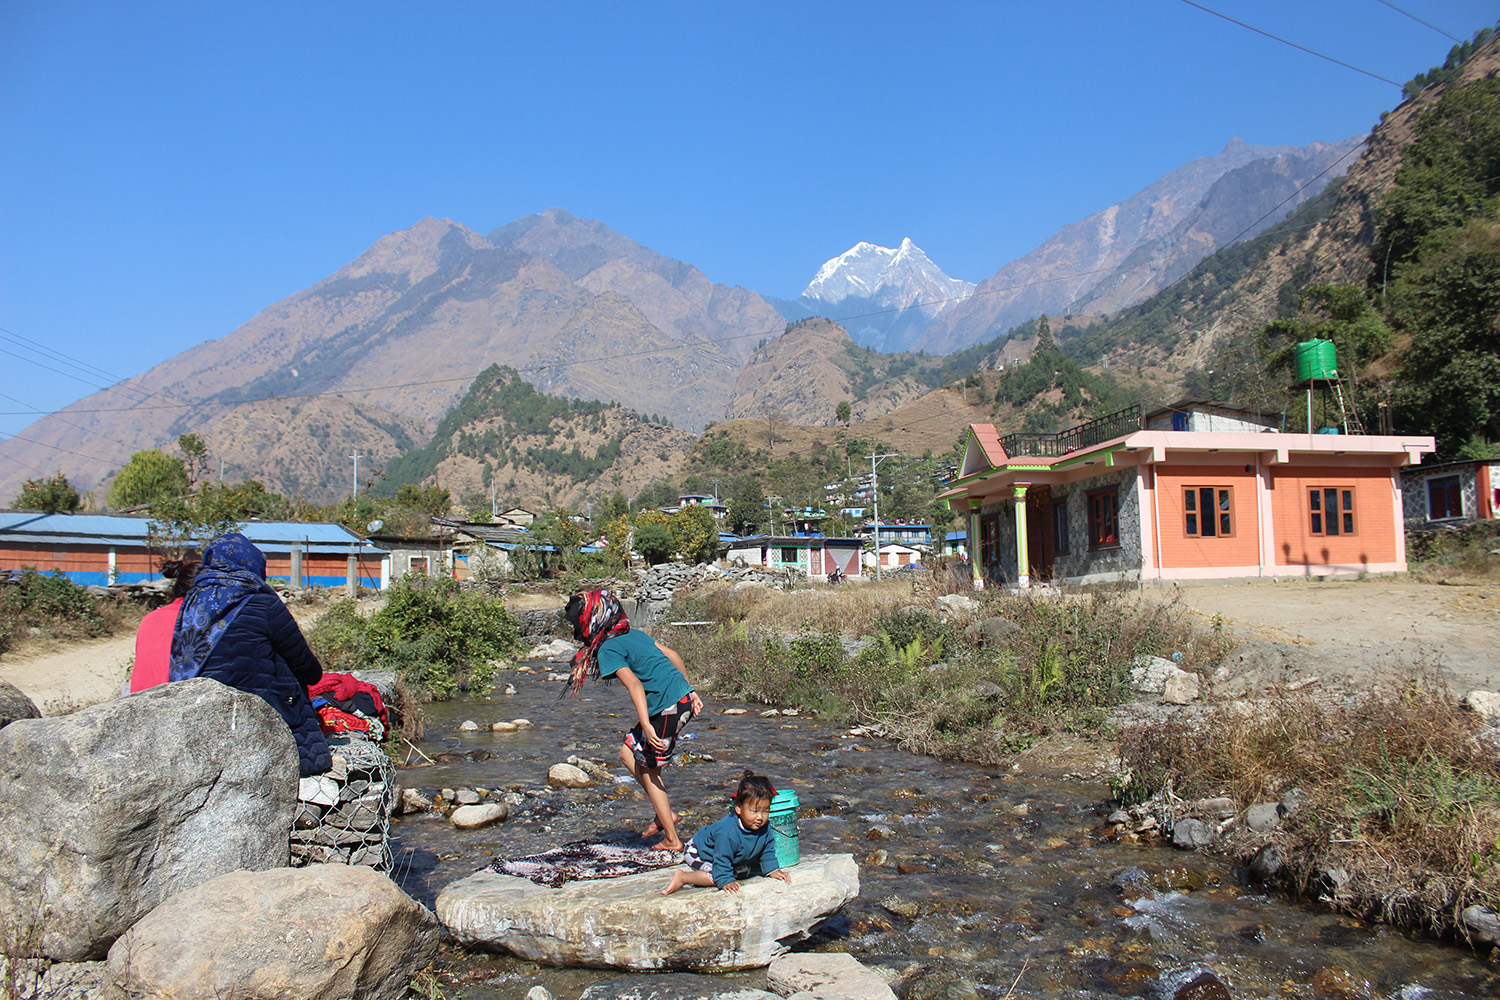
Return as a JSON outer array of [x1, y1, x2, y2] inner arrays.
[[291, 733, 394, 874]]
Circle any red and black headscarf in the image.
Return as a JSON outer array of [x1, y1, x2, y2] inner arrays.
[[562, 589, 630, 699]]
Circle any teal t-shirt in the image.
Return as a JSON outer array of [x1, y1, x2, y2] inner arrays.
[[596, 630, 693, 717]]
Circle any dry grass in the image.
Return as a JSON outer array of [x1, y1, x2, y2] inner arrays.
[[1118, 661, 1500, 935], [664, 579, 1228, 756], [1407, 520, 1500, 584], [680, 577, 927, 637]]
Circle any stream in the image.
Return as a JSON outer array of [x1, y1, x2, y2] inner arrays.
[[389, 668, 1500, 1000]]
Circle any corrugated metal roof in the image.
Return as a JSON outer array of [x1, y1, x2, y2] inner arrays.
[[0, 511, 377, 551]]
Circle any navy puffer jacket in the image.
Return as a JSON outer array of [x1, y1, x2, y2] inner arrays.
[[198, 592, 331, 776]]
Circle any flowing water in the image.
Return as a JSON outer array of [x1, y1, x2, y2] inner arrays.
[[391, 670, 1500, 999]]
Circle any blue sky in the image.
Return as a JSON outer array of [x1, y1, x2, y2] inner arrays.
[[2, 1, 1494, 442]]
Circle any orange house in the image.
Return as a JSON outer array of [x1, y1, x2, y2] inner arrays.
[[942, 403, 1434, 587]]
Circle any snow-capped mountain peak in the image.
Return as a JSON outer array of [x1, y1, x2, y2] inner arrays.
[[801, 239, 974, 315]]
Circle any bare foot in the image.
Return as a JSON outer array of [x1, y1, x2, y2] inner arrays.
[[654, 838, 684, 851], [642, 812, 681, 839], [660, 872, 688, 895]]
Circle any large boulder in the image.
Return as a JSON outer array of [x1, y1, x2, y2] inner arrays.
[[0, 678, 299, 961], [0, 678, 40, 728], [107, 865, 439, 1000], [437, 853, 860, 971]]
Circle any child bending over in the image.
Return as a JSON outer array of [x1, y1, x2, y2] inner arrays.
[[564, 590, 704, 851], [661, 771, 792, 894]]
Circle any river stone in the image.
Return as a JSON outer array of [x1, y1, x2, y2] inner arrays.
[[1248, 843, 1285, 881], [548, 763, 595, 788], [934, 594, 979, 616], [437, 853, 860, 971], [582, 973, 781, 1000], [37, 959, 108, 999], [452, 803, 509, 830], [0, 678, 40, 728], [107, 865, 438, 1000], [1463, 690, 1500, 719], [768, 952, 897, 1000], [0, 677, 298, 962], [1162, 670, 1200, 705], [455, 789, 481, 805], [1147, 966, 1230, 1000], [1131, 656, 1180, 693], [1245, 801, 1281, 831], [1460, 904, 1500, 946], [1170, 818, 1215, 850]]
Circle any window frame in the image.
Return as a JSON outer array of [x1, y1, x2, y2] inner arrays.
[[1052, 498, 1070, 555], [1308, 485, 1357, 537], [1183, 485, 1235, 539], [1087, 487, 1120, 551], [779, 545, 800, 564], [1426, 475, 1463, 521]]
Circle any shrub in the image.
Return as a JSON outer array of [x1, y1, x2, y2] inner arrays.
[[0, 568, 124, 653], [306, 576, 523, 699], [1116, 664, 1500, 933]]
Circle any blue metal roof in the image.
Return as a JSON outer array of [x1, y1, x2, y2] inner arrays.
[[0, 511, 377, 552]]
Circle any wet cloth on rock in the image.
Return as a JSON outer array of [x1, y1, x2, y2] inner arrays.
[[489, 841, 684, 888]]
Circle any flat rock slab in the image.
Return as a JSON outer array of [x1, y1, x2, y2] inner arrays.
[[582, 973, 782, 1000], [768, 953, 896, 1000], [437, 853, 859, 971]]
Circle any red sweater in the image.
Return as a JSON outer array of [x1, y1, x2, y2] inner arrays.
[[130, 598, 182, 693]]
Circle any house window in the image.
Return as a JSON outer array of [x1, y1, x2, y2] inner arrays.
[[1184, 486, 1234, 538], [780, 546, 799, 563], [1088, 488, 1119, 549], [1052, 500, 1069, 555], [409, 556, 430, 576], [1309, 487, 1356, 536], [1427, 476, 1463, 520]]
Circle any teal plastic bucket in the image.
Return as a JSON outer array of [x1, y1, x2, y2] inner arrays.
[[768, 789, 800, 868]]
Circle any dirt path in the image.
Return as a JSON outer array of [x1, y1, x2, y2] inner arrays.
[[0, 633, 137, 715], [1174, 578, 1500, 693]]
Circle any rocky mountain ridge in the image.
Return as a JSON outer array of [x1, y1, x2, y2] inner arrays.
[[912, 136, 1364, 355]]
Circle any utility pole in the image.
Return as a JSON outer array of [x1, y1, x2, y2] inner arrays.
[[870, 452, 898, 581], [351, 451, 363, 500]]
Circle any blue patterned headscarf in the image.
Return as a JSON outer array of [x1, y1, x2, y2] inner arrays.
[[169, 532, 273, 681]]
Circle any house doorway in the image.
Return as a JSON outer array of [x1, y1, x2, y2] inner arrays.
[[1025, 486, 1053, 581]]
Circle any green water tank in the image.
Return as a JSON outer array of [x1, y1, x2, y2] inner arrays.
[[1295, 339, 1338, 383]]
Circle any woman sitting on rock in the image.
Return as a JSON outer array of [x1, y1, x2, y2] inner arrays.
[[169, 531, 330, 776]]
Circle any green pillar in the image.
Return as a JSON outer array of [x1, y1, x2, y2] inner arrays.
[[968, 500, 984, 590], [1012, 485, 1030, 588]]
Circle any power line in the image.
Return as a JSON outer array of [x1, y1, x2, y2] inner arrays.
[[1376, 0, 1463, 42], [1180, 0, 1404, 87]]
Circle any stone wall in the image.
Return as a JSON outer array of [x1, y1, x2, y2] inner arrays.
[[292, 734, 394, 871]]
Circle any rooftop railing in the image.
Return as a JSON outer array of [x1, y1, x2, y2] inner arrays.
[[1001, 404, 1143, 458]]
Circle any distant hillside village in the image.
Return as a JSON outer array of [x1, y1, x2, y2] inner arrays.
[[5, 401, 1495, 593]]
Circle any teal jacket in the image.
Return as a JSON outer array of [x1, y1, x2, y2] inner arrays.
[[690, 812, 782, 887]]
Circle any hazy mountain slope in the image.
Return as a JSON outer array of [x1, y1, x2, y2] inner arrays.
[[723, 318, 940, 426], [0, 212, 777, 502], [913, 137, 1358, 354], [488, 208, 784, 364]]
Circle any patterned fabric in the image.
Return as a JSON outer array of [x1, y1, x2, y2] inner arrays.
[[169, 532, 273, 682], [490, 840, 683, 888], [563, 589, 629, 698]]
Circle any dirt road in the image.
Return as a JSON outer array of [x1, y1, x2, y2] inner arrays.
[[1175, 578, 1500, 693]]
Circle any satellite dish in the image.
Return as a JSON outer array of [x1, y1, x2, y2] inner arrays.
[[367, 520, 384, 533]]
